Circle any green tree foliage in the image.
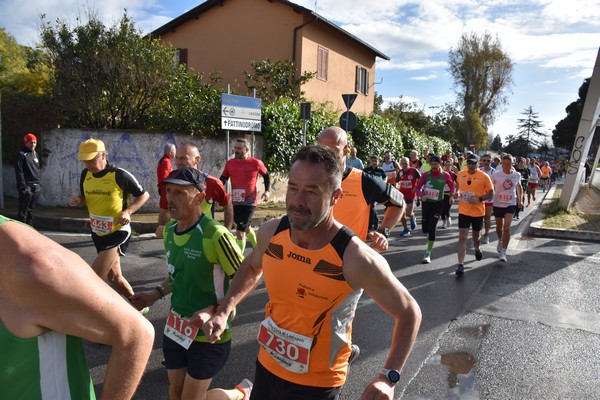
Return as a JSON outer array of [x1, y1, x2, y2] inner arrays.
[[351, 114, 403, 160], [448, 31, 513, 146], [517, 106, 545, 153], [425, 103, 467, 148], [244, 59, 315, 104], [144, 69, 223, 136], [552, 78, 593, 150], [467, 109, 488, 149], [261, 97, 336, 172], [380, 96, 430, 134], [490, 134, 502, 151], [1, 28, 55, 161], [503, 134, 529, 157], [39, 11, 177, 129]]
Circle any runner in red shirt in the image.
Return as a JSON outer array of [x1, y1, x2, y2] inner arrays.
[[396, 157, 421, 236], [156, 143, 175, 238], [220, 138, 270, 252]]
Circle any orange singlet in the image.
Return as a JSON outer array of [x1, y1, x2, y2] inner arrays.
[[332, 168, 370, 241], [258, 217, 362, 387]]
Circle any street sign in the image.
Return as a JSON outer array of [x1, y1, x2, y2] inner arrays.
[[340, 111, 357, 132], [221, 94, 262, 132], [342, 93, 357, 110], [221, 117, 261, 131]]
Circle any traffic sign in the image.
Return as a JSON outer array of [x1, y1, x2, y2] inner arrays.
[[340, 111, 357, 132], [342, 93, 357, 110], [221, 94, 262, 132]]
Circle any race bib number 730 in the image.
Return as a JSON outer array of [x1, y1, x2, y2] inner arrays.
[[257, 317, 312, 374]]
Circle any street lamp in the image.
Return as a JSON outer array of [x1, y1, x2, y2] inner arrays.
[[428, 105, 439, 119]]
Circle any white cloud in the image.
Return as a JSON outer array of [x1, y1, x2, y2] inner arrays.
[[411, 74, 438, 81]]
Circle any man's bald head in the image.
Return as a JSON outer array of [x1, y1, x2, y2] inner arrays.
[[175, 142, 201, 169], [317, 126, 349, 165]]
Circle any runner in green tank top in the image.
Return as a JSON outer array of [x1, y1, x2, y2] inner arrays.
[[0, 215, 154, 399], [131, 168, 252, 400]]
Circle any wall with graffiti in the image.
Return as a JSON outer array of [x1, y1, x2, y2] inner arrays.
[[3, 129, 270, 211]]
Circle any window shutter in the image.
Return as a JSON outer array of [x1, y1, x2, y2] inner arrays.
[[365, 69, 370, 95], [355, 66, 360, 93]]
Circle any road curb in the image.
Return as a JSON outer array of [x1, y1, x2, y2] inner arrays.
[[527, 184, 600, 242]]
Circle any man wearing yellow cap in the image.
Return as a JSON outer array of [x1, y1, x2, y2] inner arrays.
[[69, 139, 149, 300]]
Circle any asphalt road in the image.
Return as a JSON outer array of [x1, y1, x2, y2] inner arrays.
[[44, 196, 600, 399]]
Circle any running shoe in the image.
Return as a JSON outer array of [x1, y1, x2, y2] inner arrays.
[[499, 252, 507, 262], [533, 195, 536, 201], [234, 379, 253, 400], [439, 220, 447, 229], [447, 217, 452, 227], [497, 242, 503, 254], [422, 251, 431, 264], [455, 264, 465, 277], [400, 228, 411, 237], [475, 249, 483, 261], [514, 215, 520, 220], [410, 219, 417, 230], [481, 234, 490, 244], [140, 307, 150, 316], [348, 344, 361, 364]]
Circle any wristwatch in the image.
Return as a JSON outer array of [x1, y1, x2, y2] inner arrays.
[[380, 368, 401, 385], [376, 227, 390, 238]]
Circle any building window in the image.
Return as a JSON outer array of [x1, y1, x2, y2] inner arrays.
[[317, 46, 328, 81], [355, 66, 369, 95], [175, 48, 188, 65]]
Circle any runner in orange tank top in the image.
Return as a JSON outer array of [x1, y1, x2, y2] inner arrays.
[[198, 144, 421, 400]]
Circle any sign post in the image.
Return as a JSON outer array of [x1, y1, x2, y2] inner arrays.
[[340, 94, 358, 132], [300, 102, 311, 146]]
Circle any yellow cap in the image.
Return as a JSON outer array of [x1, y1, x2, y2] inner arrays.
[[77, 139, 106, 161]]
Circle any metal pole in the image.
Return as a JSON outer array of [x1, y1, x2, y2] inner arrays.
[[345, 110, 349, 133], [0, 91, 4, 209], [226, 84, 231, 160], [303, 119, 307, 146], [252, 87, 256, 156]]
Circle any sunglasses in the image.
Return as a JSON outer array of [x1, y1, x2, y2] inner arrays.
[[481, 160, 491, 162]]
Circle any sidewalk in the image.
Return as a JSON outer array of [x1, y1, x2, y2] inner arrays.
[[528, 183, 600, 243], [1, 183, 598, 241], [0, 196, 278, 235]]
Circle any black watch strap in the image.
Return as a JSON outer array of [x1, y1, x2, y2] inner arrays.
[[377, 227, 390, 238]]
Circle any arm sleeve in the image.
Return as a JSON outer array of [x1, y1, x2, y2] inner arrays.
[[157, 158, 171, 184], [207, 228, 244, 277], [444, 172, 455, 196], [362, 173, 404, 207], [116, 168, 146, 197], [220, 163, 230, 186], [206, 176, 230, 206], [79, 169, 87, 198], [414, 172, 427, 197], [262, 172, 271, 192], [14, 152, 26, 189]]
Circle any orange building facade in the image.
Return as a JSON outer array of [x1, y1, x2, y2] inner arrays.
[[152, 0, 389, 115]]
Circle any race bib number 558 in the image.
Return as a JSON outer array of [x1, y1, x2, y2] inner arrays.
[[258, 317, 312, 374]]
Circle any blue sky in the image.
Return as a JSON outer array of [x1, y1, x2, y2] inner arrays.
[[1, 0, 599, 146]]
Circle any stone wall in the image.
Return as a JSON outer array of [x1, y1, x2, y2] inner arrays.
[[3, 128, 287, 211]]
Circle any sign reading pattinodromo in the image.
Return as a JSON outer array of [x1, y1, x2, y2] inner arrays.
[[221, 94, 262, 132]]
